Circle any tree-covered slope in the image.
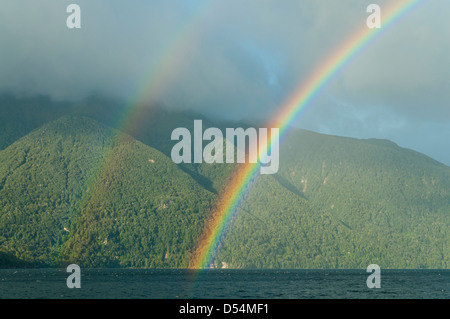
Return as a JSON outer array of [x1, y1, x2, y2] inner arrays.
[[0, 93, 77, 151], [72, 97, 238, 194], [213, 129, 450, 268], [0, 115, 215, 267], [0, 95, 449, 269]]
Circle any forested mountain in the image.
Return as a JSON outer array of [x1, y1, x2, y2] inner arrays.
[[0, 95, 448, 268], [0, 114, 215, 267], [215, 130, 450, 268], [0, 93, 78, 151]]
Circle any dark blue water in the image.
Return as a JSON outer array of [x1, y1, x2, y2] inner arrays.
[[0, 269, 448, 299]]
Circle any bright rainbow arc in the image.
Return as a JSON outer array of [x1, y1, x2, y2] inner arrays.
[[189, 0, 426, 270]]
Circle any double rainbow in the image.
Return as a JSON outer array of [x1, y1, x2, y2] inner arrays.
[[188, 0, 426, 270]]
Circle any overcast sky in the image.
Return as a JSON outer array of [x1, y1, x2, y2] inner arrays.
[[0, 0, 449, 165]]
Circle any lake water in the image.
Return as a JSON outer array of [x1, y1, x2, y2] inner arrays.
[[0, 269, 448, 299]]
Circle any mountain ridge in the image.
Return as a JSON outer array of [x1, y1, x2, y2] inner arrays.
[[0, 95, 448, 268]]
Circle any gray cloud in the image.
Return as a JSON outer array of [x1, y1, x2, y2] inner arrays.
[[0, 0, 449, 164]]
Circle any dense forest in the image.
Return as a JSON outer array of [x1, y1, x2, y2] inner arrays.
[[0, 94, 449, 268]]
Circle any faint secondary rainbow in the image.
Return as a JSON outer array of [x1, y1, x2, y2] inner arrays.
[[75, 2, 216, 212], [189, 0, 426, 270], [114, 2, 213, 136]]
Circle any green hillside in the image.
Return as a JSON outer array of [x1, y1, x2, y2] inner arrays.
[[214, 130, 450, 268], [72, 97, 238, 194], [0, 94, 77, 151], [0, 115, 215, 267], [0, 95, 449, 268]]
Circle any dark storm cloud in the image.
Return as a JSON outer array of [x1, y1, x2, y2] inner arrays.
[[0, 0, 449, 164]]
